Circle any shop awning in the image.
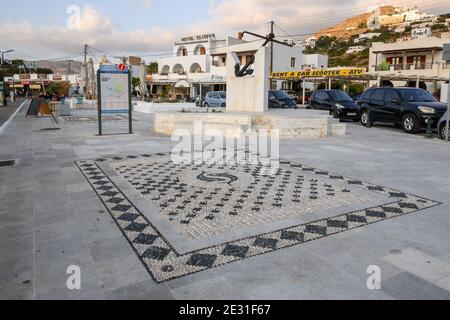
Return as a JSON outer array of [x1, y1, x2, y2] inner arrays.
[[174, 79, 192, 88]]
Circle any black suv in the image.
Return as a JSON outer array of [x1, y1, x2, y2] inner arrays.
[[309, 90, 359, 121], [358, 87, 447, 133]]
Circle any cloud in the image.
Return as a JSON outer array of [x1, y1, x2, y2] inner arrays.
[[128, 0, 153, 9], [0, 0, 444, 60]]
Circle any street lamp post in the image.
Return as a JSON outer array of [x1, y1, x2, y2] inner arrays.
[[1, 49, 14, 107]]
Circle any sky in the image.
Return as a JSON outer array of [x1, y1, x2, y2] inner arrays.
[[0, 0, 448, 62]]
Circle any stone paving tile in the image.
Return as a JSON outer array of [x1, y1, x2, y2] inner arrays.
[[303, 236, 404, 282], [0, 281, 34, 300], [88, 236, 134, 263], [1, 108, 450, 299], [0, 254, 33, 287], [381, 272, 450, 300], [34, 254, 97, 292], [104, 280, 175, 300], [382, 248, 450, 284], [0, 235, 33, 261], [0, 221, 33, 241], [34, 233, 90, 265], [35, 277, 105, 300], [94, 254, 151, 292], [35, 218, 83, 244]]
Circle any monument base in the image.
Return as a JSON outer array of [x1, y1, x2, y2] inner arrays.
[[154, 109, 346, 139]]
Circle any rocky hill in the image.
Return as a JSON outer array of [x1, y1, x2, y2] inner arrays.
[[33, 60, 82, 74], [315, 5, 396, 39]]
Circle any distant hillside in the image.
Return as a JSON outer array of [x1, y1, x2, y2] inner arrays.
[[315, 5, 396, 39], [33, 60, 82, 74]]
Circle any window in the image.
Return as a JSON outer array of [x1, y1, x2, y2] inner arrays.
[[328, 91, 352, 102], [384, 89, 400, 102], [398, 89, 436, 102], [291, 57, 296, 68], [317, 91, 329, 100], [200, 47, 206, 55], [371, 89, 385, 100]]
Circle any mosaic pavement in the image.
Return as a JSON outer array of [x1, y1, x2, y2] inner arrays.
[[76, 152, 440, 283]]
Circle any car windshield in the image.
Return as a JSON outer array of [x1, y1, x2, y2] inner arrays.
[[398, 89, 436, 103], [219, 92, 226, 99], [271, 91, 291, 99], [328, 91, 353, 102]]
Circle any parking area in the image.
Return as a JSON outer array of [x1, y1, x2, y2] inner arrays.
[[1, 106, 450, 300]]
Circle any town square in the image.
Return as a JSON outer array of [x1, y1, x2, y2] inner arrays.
[[0, 0, 450, 307]]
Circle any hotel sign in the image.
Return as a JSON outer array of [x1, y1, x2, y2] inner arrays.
[[271, 68, 366, 79], [181, 33, 216, 42]]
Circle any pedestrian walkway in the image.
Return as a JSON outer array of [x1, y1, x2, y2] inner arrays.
[[0, 98, 25, 128], [1, 107, 450, 300]]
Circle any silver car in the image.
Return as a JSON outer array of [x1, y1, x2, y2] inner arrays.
[[203, 91, 226, 108], [437, 111, 450, 140]]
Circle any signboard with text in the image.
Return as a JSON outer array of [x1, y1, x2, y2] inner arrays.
[[271, 68, 366, 79], [96, 64, 132, 135]]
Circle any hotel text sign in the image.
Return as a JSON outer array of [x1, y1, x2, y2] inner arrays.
[[181, 33, 216, 42], [271, 68, 366, 79]]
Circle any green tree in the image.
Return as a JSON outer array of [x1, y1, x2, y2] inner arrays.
[[147, 62, 158, 74], [46, 83, 58, 96], [132, 77, 141, 88]]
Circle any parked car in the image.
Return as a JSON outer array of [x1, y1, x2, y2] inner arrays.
[[203, 91, 226, 108], [358, 87, 447, 134], [437, 111, 450, 140], [269, 90, 297, 108], [309, 90, 359, 121]]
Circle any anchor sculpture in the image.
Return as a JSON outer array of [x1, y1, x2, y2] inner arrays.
[[233, 31, 292, 77]]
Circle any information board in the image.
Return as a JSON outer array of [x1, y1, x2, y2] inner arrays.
[[97, 64, 132, 135]]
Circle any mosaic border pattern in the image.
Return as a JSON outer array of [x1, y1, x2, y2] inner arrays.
[[76, 153, 441, 283]]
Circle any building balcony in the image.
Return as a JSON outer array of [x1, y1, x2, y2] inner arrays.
[[375, 62, 434, 72]]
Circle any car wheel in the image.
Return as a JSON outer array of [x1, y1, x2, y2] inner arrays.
[[360, 110, 371, 127], [440, 123, 449, 140], [402, 113, 419, 134], [221, 103, 226, 108], [204, 102, 209, 108]]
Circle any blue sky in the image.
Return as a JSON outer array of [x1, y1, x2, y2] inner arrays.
[[0, 0, 211, 31], [0, 0, 448, 60]]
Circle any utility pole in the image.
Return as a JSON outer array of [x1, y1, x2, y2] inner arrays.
[[83, 44, 88, 97], [270, 21, 274, 90], [67, 59, 73, 76], [1, 49, 13, 107]]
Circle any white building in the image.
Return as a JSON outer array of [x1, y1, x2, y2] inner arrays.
[[152, 33, 327, 99], [346, 46, 366, 54], [411, 27, 432, 39], [354, 32, 381, 43], [369, 35, 450, 92], [305, 36, 317, 48]]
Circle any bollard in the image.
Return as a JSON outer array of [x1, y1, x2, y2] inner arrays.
[[425, 117, 433, 139]]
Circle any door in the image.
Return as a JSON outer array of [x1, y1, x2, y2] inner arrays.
[[316, 91, 332, 110], [368, 88, 386, 121], [212, 92, 220, 107], [382, 89, 402, 123]]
